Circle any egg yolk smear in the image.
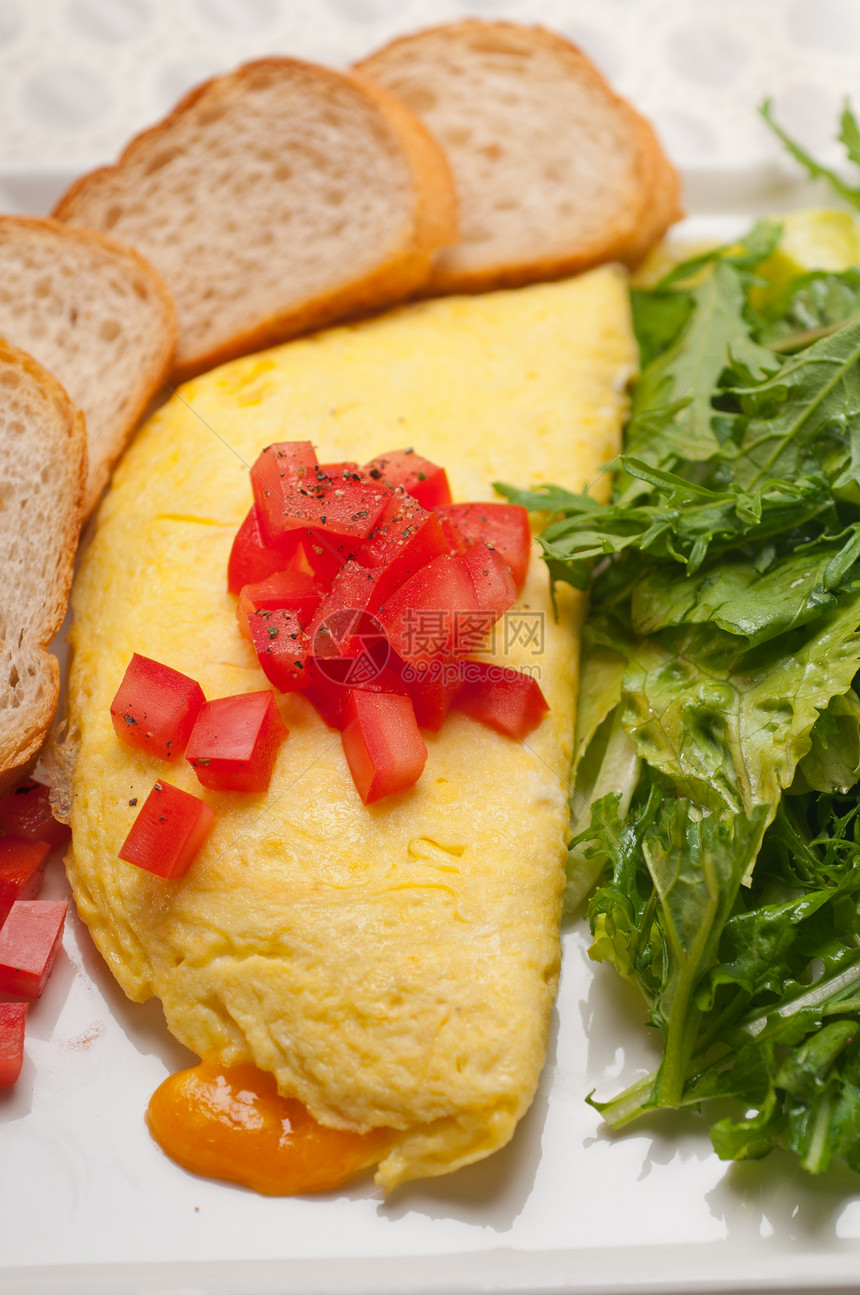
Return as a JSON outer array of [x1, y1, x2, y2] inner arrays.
[[147, 1060, 391, 1194]]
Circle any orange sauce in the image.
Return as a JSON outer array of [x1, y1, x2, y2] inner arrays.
[[146, 1060, 391, 1195]]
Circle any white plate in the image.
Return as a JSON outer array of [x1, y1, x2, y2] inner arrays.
[[3, 166, 860, 1295]]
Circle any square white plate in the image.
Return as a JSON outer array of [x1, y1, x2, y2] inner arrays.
[[2, 165, 860, 1295]]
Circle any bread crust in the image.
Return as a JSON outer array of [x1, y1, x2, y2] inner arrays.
[[54, 57, 459, 381], [0, 340, 86, 795], [0, 216, 176, 517], [359, 20, 682, 294]]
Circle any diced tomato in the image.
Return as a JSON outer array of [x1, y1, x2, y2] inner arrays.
[[364, 449, 452, 509], [0, 839, 49, 926], [454, 543, 518, 650], [318, 461, 367, 481], [237, 569, 324, 642], [0, 900, 68, 998], [341, 691, 427, 804], [435, 502, 532, 589], [390, 656, 462, 732], [0, 1002, 27, 1086], [307, 560, 387, 669], [249, 608, 311, 692], [111, 654, 206, 761], [254, 443, 389, 545], [357, 490, 449, 606], [250, 441, 319, 546], [186, 692, 287, 793], [435, 510, 468, 555], [303, 660, 406, 730], [119, 781, 215, 879], [227, 506, 308, 595], [376, 553, 475, 662], [0, 780, 69, 848], [456, 664, 549, 740]]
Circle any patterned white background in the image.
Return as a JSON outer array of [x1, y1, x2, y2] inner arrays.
[[0, 0, 859, 173]]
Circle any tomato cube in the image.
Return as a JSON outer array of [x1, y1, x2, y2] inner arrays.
[[186, 691, 287, 793], [308, 560, 387, 672], [376, 554, 475, 662], [364, 449, 452, 509], [250, 441, 319, 545], [237, 569, 324, 642], [228, 506, 308, 594], [0, 780, 69, 849], [254, 443, 389, 545], [0, 839, 49, 926], [455, 543, 518, 649], [304, 660, 406, 730], [249, 608, 311, 692], [119, 781, 215, 879], [357, 490, 449, 605], [393, 656, 463, 732], [0, 1003, 27, 1086], [318, 461, 367, 481], [456, 664, 549, 740], [435, 502, 532, 589], [341, 691, 427, 803], [0, 900, 68, 998], [111, 654, 206, 760]]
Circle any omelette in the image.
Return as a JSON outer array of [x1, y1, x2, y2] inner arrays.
[[65, 270, 635, 1190]]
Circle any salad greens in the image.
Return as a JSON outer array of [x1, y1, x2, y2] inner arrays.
[[499, 105, 860, 1174]]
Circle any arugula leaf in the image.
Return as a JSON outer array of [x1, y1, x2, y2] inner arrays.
[[726, 315, 860, 490], [760, 98, 860, 210]]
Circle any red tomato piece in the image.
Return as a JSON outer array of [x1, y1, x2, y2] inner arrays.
[[0, 839, 49, 926], [303, 660, 406, 730], [186, 692, 287, 793], [250, 441, 319, 546], [453, 544, 518, 653], [456, 664, 549, 740], [227, 506, 308, 595], [436, 510, 468, 555], [391, 656, 463, 732], [357, 490, 449, 605], [254, 443, 389, 544], [307, 560, 387, 670], [364, 449, 452, 509], [376, 553, 475, 663], [435, 502, 532, 589], [0, 900, 68, 998], [318, 461, 367, 481], [341, 691, 427, 804], [110, 654, 206, 760], [249, 608, 311, 692], [236, 569, 325, 642], [301, 525, 363, 582], [119, 781, 215, 879], [0, 780, 69, 848], [0, 1002, 27, 1087]]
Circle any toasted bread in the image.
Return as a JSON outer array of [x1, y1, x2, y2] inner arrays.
[[53, 57, 459, 380], [0, 217, 176, 518], [0, 341, 86, 796], [358, 21, 682, 293]]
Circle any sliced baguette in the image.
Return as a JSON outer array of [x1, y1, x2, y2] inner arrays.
[[358, 21, 682, 293], [53, 57, 459, 380], [0, 217, 176, 518], [0, 340, 86, 796]]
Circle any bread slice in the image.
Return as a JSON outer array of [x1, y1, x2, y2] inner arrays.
[[0, 341, 86, 797], [0, 217, 176, 518], [358, 21, 683, 293], [53, 57, 459, 380]]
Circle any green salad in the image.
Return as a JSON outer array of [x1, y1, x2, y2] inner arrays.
[[500, 106, 860, 1177]]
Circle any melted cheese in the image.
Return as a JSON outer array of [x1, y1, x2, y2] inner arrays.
[[66, 270, 635, 1189]]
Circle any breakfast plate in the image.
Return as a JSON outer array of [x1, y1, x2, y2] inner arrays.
[[3, 163, 860, 1295]]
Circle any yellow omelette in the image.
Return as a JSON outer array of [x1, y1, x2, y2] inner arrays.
[[66, 269, 635, 1189]]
